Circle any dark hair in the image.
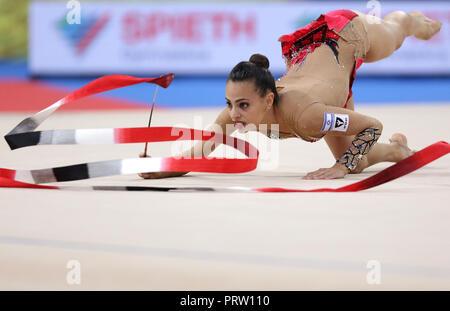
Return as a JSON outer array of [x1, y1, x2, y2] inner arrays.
[[227, 53, 279, 105]]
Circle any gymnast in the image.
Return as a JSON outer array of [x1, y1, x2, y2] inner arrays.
[[139, 9, 442, 180]]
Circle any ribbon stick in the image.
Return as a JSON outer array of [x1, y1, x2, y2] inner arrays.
[[143, 85, 159, 157], [1, 74, 448, 192]]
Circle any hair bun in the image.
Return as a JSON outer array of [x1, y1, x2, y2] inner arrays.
[[249, 53, 270, 69]]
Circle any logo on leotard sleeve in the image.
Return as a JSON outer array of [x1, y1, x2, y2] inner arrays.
[[322, 113, 349, 132]]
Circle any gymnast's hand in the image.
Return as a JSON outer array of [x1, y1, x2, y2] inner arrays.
[[303, 163, 348, 180], [138, 153, 187, 179]]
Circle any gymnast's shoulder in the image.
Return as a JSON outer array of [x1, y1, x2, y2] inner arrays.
[[275, 87, 316, 117]]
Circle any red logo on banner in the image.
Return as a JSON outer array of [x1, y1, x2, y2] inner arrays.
[[60, 13, 110, 55], [122, 11, 257, 44]]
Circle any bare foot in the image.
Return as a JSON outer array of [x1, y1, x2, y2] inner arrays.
[[389, 133, 416, 161], [410, 11, 442, 40]]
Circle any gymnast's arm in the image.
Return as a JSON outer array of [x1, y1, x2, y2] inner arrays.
[[139, 107, 233, 179], [297, 103, 383, 173]]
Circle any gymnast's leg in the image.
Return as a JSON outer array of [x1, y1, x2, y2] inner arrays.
[[320, 11, 441, 174], [353, 10, 442, 63], [323, 97, 415, 174], [325, 133, 415, 174]]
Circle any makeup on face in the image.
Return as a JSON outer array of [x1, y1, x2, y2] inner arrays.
[[225, 80, 276, 134]]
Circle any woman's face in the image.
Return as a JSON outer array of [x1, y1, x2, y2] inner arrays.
[[225, 80, 274, 133]]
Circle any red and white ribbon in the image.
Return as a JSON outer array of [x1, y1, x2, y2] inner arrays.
[[1, 74, 448, 192]]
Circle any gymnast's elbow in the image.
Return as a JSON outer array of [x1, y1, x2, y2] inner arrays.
[[355, 117, 383, 137], [371, 118, 383, 132], [354, 117, 383, 140], [375, 118, 384, 136], [348, 116, 383, 137]]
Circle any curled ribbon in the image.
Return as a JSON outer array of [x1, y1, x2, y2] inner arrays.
[[1, 74, 448, 192]]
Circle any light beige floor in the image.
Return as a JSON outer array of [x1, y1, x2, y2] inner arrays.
[[0, 104, 449, 290]]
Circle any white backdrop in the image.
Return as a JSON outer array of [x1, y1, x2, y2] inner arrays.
[[29, 1, 450, 76]]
